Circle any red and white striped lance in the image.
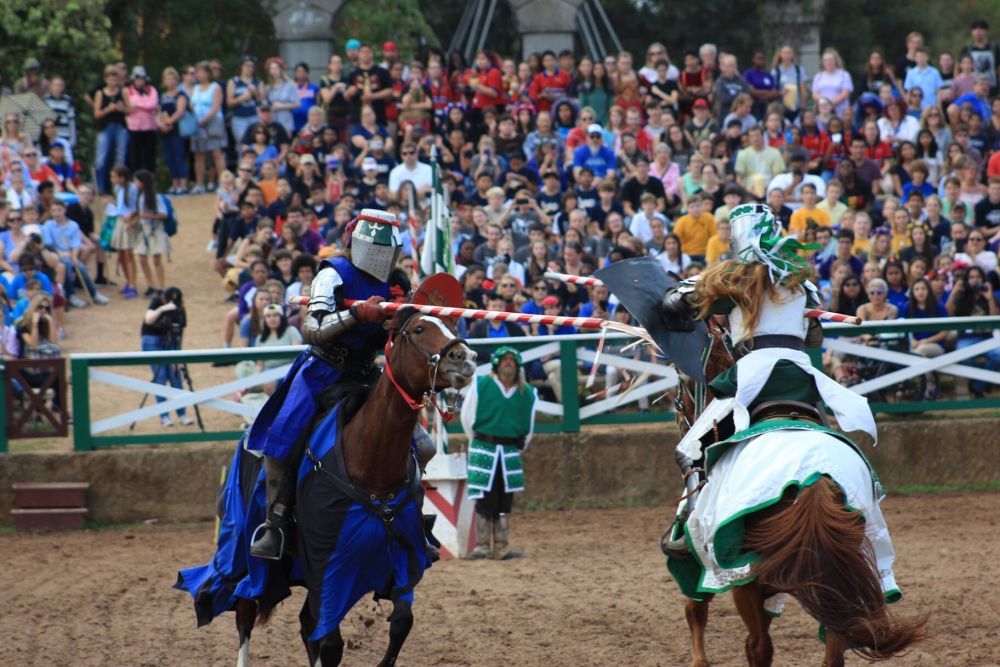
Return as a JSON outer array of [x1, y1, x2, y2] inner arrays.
[[288, 296, 610, 329], [543, 271, 603, 287], [804, 309, 862, 326], [542, 272, 862, 325], [287, 298, 862, 330]]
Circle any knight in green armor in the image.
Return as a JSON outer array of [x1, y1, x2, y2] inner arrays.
[[460, 346, 538, 560], [659, 203, 878, 559]]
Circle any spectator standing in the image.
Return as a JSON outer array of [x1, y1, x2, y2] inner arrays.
[[43, 76, 76, 149], [904, 47, 943, 110], [713, 54, 750, 123], [264, 57, 299, 134], [345, 44, 393, 126], [227, 56, 264, 150], [158, 67, 190, 195], [291, 62, 318, 133], [743, 50, 780, 120], [123, 66, 159, 174], [961, 19, 1000, 94], [772, 45, 808, 122], [15, 58, 49, 96], [93, 64, 129, 195], [141, 287, 194, 427], [110, 164, 140, 298], [189, 61, 227, 194], [319, 55, 351, 141], [461, 346, 537, 560], [530, 50, 571, 114], [812, 48, 853, 116], [133, 169, 170, 295]]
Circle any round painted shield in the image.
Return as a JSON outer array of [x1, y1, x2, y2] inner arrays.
[[411, 273, 464, 308]]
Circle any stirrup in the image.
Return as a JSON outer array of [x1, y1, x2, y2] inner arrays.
[[249, 522, 285, 560], [660, 522, 690, 560]]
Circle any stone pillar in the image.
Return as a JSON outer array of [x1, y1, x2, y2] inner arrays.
[[509, 0, 584, 61], [763, 0, 826, 77], [273, 0, 345, 77]]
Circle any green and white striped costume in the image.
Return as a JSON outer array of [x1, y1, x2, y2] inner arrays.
[[460, 374, 537, 500]]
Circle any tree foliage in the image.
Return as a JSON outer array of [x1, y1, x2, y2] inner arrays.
[[0, 0, 118, 164], [335, 0, 441, 63], [0, 0, 117, 96], [105, 0, 277, 81]]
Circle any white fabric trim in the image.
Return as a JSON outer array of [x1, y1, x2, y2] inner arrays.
[[733, 348, 877, 444], [686, 429, 896, 596]]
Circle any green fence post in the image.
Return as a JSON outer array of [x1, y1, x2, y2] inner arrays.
[[0, 361, 7, 453], [70, 357, 92, 451], [559, 340, 580, 432]]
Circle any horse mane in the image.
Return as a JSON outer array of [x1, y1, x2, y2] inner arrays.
[[744, 476, 927, 660]]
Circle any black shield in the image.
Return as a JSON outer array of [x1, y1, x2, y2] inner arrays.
[[596, 257, 709, 382]]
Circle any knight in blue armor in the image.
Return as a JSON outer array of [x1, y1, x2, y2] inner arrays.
[[248, 208, 410, 560]]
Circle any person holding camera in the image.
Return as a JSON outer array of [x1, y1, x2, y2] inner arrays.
[[946, 265, 1000, 398], [142, 286, 194, 427], [16, 294, 62, 411]]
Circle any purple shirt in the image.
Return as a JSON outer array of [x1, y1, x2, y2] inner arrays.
[[742, 67, 777, 92]]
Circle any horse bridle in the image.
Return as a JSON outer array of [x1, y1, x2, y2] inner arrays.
[[383, 315, 467, 417]]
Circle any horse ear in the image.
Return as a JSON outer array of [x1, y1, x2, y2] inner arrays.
[[389, 306, 418, 332]]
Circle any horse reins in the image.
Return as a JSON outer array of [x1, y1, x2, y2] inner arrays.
[[383, 320, 467, 420]]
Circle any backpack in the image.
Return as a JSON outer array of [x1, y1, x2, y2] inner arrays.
[[161, 194, 178, 237]]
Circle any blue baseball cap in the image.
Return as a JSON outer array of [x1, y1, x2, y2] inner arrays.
[[345, 39, 361, 51]]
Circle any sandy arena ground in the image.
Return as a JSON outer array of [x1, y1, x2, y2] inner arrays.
[[3, 492, 998, 666]]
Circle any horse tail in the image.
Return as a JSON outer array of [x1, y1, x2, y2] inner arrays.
[[744, 476, 927, 660]]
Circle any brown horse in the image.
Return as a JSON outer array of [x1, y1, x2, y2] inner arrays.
[[234, 308, 476, 666], [672, 319, 926, 667]]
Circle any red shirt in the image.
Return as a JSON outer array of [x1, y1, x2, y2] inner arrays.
[[801, 130, 831, 164], [427, 78, 455, 114], [865, 142, 894, 164], [464, 67, 504, 109], [529, 69, 572, 112], [566, 126, 587, 154], [988, 150, 1000, 178], [29, 165, 62, 190]]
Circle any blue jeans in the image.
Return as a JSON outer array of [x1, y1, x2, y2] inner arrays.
[[161, 131, 188, 179], [95, 123, 129, 194], [956, 336, 1000, 394], [141, 334, 187, 418], [59, 257, 98, 298]]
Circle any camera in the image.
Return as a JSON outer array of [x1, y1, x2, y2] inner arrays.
[[517, 197, 529, 206], [29, 232, 42, 245]]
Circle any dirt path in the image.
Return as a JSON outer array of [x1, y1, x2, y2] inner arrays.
[[2, 492, 996, 666]]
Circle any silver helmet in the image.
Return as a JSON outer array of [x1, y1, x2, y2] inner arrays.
[[350, 208, 402, 283]]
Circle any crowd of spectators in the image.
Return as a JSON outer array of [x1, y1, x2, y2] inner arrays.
[[3, 23, 1000, 402]]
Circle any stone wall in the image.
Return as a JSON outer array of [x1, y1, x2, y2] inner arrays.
[[1, 418, 996, 524]]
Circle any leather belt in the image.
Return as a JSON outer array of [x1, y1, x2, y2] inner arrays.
[[473, 432, 525, 449], [733, 334, 805, 361], [310, 345, 376, 372]]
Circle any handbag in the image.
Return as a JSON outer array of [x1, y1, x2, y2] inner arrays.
[[99, 214, 117, 251], [179, 110, 198, 138]]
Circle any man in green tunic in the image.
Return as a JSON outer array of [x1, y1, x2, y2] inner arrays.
[[460, 346, 538, 560]]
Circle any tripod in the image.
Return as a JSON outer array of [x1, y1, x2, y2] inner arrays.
[[130, 328, 205, 431]]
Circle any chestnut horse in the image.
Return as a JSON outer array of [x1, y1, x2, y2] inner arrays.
[[672, 320, 926, 667], [234, 308, 476, 666]]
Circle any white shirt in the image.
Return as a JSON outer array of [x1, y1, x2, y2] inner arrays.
[[388, 160, 433, 197], [955, 250, 998, 274], [766, 172, 827, 210], [876, 116, 920, 146], [628, 211, 667, 243]]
